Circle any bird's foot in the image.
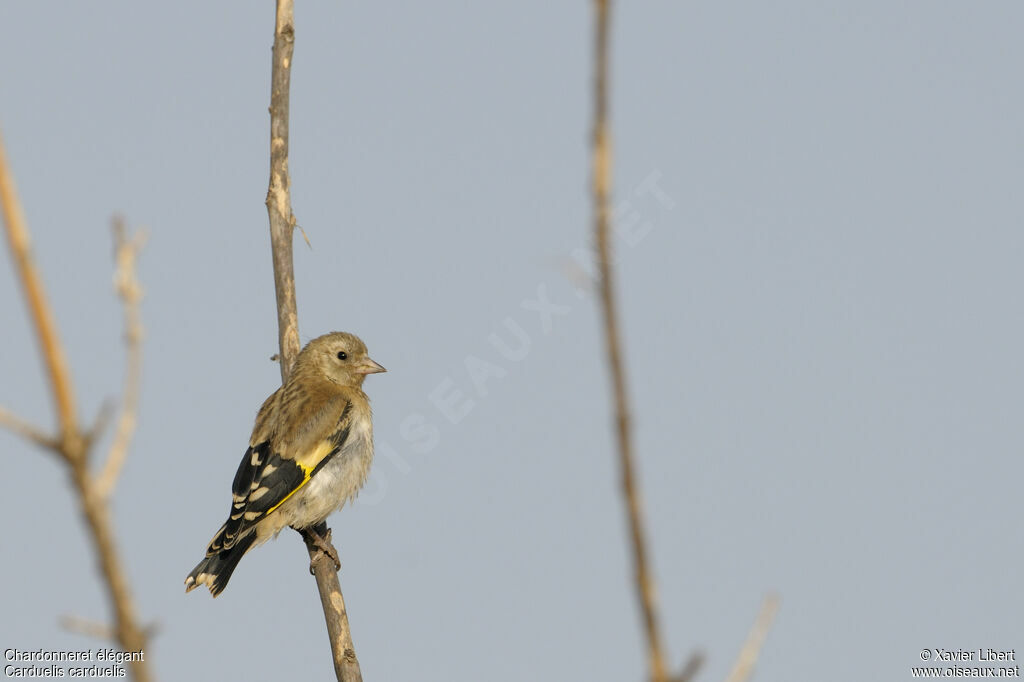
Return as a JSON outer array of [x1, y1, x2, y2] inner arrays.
[[302, 522, 341, 572]]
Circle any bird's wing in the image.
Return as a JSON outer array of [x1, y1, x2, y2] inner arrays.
[[209, 396, 354, 553]]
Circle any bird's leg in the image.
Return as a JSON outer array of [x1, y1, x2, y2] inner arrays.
[[299, 521, 341, 572]]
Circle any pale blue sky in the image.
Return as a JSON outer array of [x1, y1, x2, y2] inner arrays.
[[2, 3, 1022, 681]]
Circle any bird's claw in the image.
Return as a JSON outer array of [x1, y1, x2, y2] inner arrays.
[[304, 524, 341, 572]]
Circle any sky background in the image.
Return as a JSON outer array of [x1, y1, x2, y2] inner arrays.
[[2, 2, 1022, 681]]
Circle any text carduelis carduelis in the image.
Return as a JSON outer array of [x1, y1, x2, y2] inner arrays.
[[185, 331, 385, 596]]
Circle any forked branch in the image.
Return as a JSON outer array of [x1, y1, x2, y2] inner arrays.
[[0, 128, 153, 682]]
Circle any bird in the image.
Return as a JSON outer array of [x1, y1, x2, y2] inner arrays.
[[185, 331, 386, 597]]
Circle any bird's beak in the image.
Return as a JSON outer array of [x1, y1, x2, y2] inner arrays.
[[356, 357, 387, 375]]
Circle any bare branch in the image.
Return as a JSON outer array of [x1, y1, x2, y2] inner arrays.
[[0, 128, 79, 443], [61, 614, 160, 642], [675, 651, 706, 682], [266, 0, 301, 381], [66, 418, 151, 682], [302, 526, 362, 681], [0, 128, 154, 682], [264, 3, 362, 680], [0, 406, 59, 452], [85, 399, 115, 452], [723, 595, 780, 682], [60, 614, 116, 640], [96, 219, 146, 498], [560, 257, 597, 295], [590, 2, 671, 682]]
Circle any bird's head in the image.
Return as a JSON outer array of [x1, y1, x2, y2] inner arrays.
[[298, 331, 386, 388]]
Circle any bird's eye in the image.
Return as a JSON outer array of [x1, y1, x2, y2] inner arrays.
[[336, 351, 348, 361]]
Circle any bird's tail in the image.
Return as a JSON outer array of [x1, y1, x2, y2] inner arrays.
[[185, 529, 257, 597]]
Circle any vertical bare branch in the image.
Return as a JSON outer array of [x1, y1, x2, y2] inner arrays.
[[589, 9, 778, 682], [0, 128, 153, 682], [267, 0, 301, 381], [723, 595, 780, 682], [302, 525, 362, 681], [263, 3, 363, 680], [0, 129, 78, 441], [69, 455, 152, 682], [589, 4, 678, 682], [96, 220, 146, 499]]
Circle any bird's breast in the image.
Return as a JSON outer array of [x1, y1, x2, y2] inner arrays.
[[281, 414, 374, 528]]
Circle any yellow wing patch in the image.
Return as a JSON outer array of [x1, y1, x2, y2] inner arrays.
[[265, 439, 336, 514]]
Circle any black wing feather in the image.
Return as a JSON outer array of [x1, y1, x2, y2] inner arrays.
[[231, 441, 270, 498], [210, 402, 354, 552]]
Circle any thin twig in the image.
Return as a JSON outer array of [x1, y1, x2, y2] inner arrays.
[[85, 399, 115, 454], [0, 129, 79, 443], [96, 220, 146, 498], [1, 130, 154, 682], [264, 3, 362, 680], [60, 615, 117, 640], [675, 651, 706, 682], [0, 406, 60, 451], [723, 595, 780, 682], [590, 3, 671, 682], [61, 614, 160, 642]]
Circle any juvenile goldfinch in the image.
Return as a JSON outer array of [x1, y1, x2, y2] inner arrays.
[[185, 331, 385, 597]]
